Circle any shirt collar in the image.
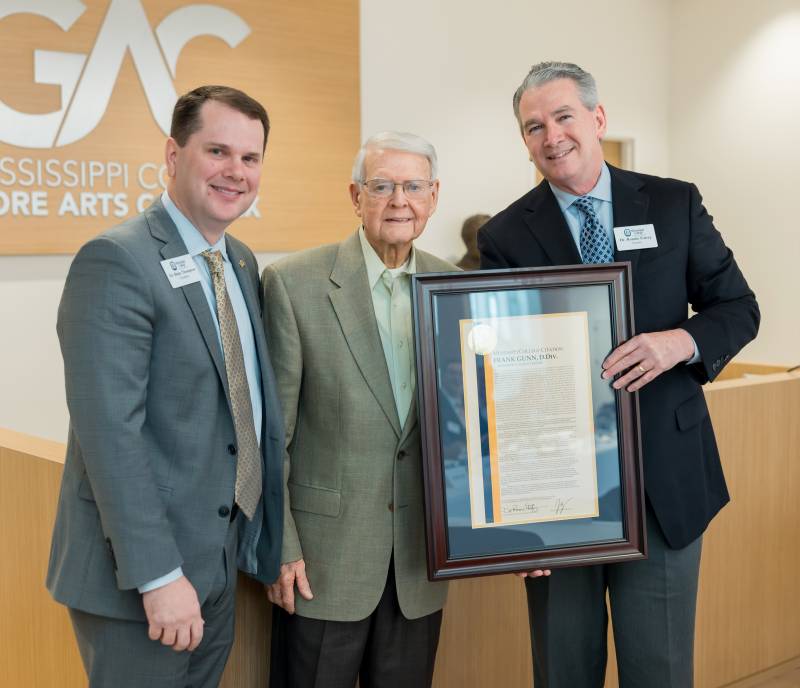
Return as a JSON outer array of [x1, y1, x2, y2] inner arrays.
[[548, 162, 612, 214], [161, 191, 228, 261], [358, 226, 417, 289]]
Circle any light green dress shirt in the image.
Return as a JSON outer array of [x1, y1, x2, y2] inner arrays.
[[359, 227, 416, 427]]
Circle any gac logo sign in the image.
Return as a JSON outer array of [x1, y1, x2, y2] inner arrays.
[[0, 0, 250, 148]]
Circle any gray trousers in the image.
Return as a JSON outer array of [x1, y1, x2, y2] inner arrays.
[[69, 523, 238, 688], [526, 508, 703, 688]]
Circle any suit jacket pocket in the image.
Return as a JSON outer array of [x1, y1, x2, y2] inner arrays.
[[635, 246, 680, 274], [675, 391, 709, 431], [288, 481, 341, 517]]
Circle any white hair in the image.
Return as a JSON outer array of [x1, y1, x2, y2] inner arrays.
[[351, 131, 438, 182]]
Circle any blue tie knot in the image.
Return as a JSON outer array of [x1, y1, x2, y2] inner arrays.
[[575, 196, 613, 264], [574, 195, 595, 214]]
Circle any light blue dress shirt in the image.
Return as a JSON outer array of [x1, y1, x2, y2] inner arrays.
[[139, 192, 263, 593], [548, 162, 614, 261]]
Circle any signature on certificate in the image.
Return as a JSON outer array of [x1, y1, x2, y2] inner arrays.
[[553, 497, 574, 516]]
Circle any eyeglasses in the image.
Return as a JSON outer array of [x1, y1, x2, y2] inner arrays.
[[360, 179, 434, 198]]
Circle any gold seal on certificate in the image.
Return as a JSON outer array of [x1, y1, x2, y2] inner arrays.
[[460, 313, 599, 528]]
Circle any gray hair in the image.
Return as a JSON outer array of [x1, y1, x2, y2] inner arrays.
[[512, 61, 599, 126], [351, 131, 438, 182]]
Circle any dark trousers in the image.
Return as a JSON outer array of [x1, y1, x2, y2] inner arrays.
[[269, 564, 442, 688], [69, 523, 238, 688], [526, 508, 702, 688]]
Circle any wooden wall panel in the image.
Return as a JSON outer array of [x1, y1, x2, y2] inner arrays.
[[0, 0, 360, 255], [0, 431, 84, 688], [3, 369, 799, 686]]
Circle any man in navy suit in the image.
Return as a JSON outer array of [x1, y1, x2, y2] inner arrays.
[[479, 62, 759, 687]]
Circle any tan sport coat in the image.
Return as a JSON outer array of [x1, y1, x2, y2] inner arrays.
[[261, 231, 453, 621]]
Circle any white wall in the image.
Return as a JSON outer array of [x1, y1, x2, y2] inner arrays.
[[669, 0, 800, 364], [361, 0, 671, 261]]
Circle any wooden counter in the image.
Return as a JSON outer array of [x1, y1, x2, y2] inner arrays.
[[2, 369, 799, 686]]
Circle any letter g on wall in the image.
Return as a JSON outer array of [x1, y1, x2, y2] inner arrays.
[[0, 0, 251, 149]]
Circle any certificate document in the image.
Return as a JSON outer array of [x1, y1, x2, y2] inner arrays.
[[460, 312, 599, 528]]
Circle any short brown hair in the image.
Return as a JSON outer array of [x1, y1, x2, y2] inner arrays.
[[170, 85, 270, 152]]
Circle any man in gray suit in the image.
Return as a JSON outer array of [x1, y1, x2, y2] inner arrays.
[[262, 132, 452, 687], [47, 85, 284, 687]]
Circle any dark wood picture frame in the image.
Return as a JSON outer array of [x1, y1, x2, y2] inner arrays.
[[412, 263, 646, 580]]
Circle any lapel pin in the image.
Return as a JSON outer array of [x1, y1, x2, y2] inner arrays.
[[239, 259, 246, 268]]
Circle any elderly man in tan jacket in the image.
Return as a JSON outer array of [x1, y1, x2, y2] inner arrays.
[[262, 132, 454, 688]]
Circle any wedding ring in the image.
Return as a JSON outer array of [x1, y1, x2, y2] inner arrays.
[[637, 364, 646, 374]]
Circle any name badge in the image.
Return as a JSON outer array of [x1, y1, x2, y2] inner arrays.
[[160, 254, 201, 288], [613, 224, 658, 250]]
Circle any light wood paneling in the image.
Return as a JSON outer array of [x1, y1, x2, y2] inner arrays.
[[4, 371, 799, 686], [715, 360, 790, 381], [695, 372, 800, 687], [0, 0, 360, 255], [220, 577, 272, 688], [433, 574, 532, 687], [0, 442, 84, 687]]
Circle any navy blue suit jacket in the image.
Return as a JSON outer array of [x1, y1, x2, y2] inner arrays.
[[478, 165, 759, 549]]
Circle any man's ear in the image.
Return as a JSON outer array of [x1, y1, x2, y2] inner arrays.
[[594, 103, 608, 140], [349, 182, 363, 217], [164, 137, 179, 178]]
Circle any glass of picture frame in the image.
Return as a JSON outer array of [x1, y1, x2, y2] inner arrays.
[[412, 263, 646, 580]]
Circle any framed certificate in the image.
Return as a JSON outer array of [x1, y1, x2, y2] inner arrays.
[[412, 263, 646, 580]]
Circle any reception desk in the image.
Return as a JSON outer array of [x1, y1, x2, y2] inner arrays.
[[2, 368, 798, 687]]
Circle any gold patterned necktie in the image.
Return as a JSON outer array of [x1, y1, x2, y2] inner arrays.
[[201, 249, 262, 519]]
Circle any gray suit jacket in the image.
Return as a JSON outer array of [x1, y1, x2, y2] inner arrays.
[[47, 199, 284, 622], [261, 231, 453, 622]]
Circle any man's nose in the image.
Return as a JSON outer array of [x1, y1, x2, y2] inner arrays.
[[225, 157, 245, 180], [389, 184, 408, 204], [544, 124, 564, 147]]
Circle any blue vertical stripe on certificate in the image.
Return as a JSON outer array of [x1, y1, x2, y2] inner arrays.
[[475, 353, 494, 524]]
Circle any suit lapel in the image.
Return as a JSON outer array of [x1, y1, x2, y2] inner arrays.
[[145, 200, 230, 399], [398, 248, 442, 445], [226, 239, 268, 371], [523, 183, 582, 266], [227, 238, 278, 440], [329, 234, 402, 438], [609, 165, 649, 273]]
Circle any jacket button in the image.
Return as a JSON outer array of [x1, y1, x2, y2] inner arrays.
[[218, 505, 230, 518], [397, 450, 407, 461], [388, 502, 394, 512], [227, 444, 237, 455]]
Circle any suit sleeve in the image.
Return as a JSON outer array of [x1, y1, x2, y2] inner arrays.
[[261, 264, 304, 564], [678, 183, 760, 382], [477, 225, 512, 270], [57, 237, 183, 590]]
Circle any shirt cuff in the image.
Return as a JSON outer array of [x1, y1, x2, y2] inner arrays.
[[685, 334, 701, 365], [138, 567, 184, 593]]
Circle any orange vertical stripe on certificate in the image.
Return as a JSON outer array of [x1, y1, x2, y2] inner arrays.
[[484, 353, 502, 522]]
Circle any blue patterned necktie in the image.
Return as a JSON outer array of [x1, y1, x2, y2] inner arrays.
[[574, 196, 614, 264]]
